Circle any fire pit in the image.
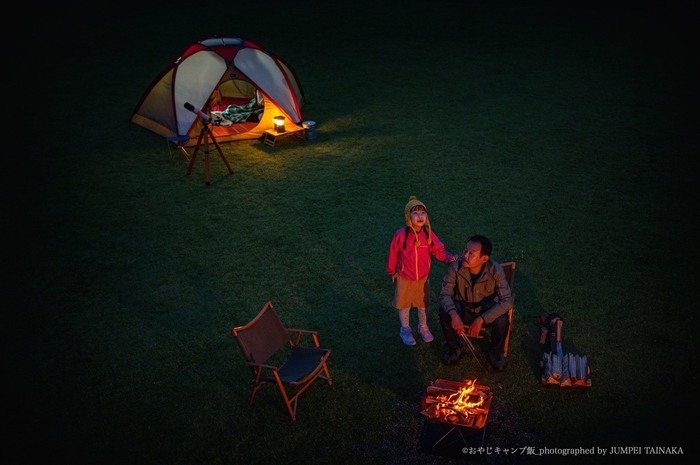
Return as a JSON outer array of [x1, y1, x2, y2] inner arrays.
[[420, 378, 492, 429], [418, 379, 492, 456]]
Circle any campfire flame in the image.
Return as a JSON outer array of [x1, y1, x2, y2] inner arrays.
[[420, 378, 491, 428], [444, 378, 484, 409]]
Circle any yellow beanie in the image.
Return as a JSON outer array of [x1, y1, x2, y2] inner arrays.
[[404, 196, 432, 244]]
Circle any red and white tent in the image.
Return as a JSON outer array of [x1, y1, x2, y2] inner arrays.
[[131, 36, 306, 146]]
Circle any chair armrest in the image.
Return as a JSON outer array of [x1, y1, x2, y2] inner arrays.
[[246, 361, 280, 371], [286, 328, 321, 347]]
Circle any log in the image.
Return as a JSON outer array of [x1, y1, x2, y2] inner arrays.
[[568, 353, 577, 380], [541, 353, 556, 385], [573, 355, 589, 386], [551, 353, 562, 380], [541, 352, 592, 388], [560, 353, 571, 385]]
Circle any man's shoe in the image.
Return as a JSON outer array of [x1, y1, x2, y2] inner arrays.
[[442, 347, 464, 365], [418, 325, 434, 343], [400, 327, 416, 346], [488, 352, 506, 371]]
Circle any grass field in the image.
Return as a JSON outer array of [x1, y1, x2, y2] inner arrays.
[[12, 1, 698, 464]]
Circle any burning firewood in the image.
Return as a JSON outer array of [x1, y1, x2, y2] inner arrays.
[[420, 379, 493, 428]]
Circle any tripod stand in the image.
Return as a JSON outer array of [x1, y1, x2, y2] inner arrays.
[[186, 116, 233, 185]]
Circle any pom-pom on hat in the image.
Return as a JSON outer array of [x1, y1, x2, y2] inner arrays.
[[404, 196, 432, 244]]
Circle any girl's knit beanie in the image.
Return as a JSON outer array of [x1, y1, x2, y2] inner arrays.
[[404, 196, 432, 244]]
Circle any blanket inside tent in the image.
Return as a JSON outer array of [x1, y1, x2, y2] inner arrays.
[[211, 98, 263, 125]]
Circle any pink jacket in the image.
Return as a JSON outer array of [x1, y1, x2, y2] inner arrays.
[[386, 227, 456, 281]]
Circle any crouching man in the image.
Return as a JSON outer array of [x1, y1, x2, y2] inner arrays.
[[438, 235, 513, 371]]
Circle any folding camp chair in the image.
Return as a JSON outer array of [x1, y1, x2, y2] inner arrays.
[[166, 135, 191, 160], [232, 301, 333, 421]]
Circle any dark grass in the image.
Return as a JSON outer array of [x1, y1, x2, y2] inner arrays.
[[10, 1, 699, 464]]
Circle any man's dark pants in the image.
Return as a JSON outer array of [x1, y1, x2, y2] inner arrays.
[[439, 302, 510, 356]]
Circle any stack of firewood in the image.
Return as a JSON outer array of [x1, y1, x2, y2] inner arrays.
[[540, 352, 592, 388]]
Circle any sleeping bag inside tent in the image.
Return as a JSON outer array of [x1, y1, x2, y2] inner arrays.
[[131, 36, 306, 147]]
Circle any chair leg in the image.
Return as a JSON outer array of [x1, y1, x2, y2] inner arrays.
[[273, 376, 298, 421], [176, 145, 191, 160], [249, 382, 263, 405], [166, 135, 191, 160], [321, 361, 333, 385], [503, 308, 514, 358]]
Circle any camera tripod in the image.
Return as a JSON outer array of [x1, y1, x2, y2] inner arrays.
[[186, 116, 233, 185]]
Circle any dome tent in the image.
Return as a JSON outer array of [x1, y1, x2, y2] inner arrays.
[[131, 36, 306, 147]]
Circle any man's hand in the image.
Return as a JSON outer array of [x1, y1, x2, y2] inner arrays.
[[450, 312, 465, 335], [391, 273, 398, 283], [467, 316, 484, 338]]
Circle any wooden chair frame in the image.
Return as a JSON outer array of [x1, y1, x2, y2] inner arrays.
[[464, 261, 516, 357], [232, 301, 332, 421]]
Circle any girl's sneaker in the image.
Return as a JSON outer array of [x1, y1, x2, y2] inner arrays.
[[400, 327, 416, 346], [418, 325, 434, 343]]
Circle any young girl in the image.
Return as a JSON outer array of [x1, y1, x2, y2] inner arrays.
[[386, 196, 457, 345]]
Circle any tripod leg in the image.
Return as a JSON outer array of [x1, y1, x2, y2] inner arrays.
[[198, 128, 210, 185], [208, 129, 233, 174], [204, 141, 211, 186], [187, 128, 206, 175], [187, 121, 229, 184]]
